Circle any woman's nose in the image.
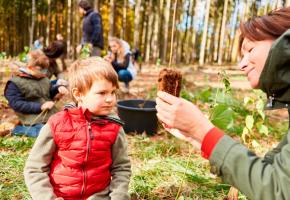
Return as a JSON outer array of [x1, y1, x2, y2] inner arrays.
[[238, 54, 249, 70]]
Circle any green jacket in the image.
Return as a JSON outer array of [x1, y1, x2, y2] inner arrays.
[[209, 29, 290, 200]]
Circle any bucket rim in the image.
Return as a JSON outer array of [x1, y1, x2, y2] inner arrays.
[[117, 99, 156, 112]]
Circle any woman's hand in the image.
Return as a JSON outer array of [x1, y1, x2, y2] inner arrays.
[[156, 91, 214, 145]]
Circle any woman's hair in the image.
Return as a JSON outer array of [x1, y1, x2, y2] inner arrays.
[[28, 50, 49, 69], [68, 57, 119, 101], [78, 0, 92, 11], [239, 6, 290, 50], [108, 37, 126, 63], [43, 40, 65, 59]]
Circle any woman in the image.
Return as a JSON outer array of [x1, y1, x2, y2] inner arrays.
[[43, 40, 66, 79], [105, 37, 136, 92], [156, 7, 290, 200]]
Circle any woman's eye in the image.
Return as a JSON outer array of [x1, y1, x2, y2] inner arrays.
[[97, 92, 106, 95]]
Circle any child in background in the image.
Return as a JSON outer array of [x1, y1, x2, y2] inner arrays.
[[24, 57, 131, 200], [4, 50, 66, 137]]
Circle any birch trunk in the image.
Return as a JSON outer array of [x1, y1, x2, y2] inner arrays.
[[199, 0, 211, 66], [217, 0, 228, 65], [29, 0, 36, 48]]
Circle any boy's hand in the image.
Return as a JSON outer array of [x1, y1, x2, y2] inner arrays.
[[58, 86, 69, 95], [41, 101, 55, 111]]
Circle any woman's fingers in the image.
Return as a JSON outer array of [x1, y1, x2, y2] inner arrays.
[[157, 91, 180, 105]]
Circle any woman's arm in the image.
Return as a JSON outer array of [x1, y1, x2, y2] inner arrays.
[[111, 53, 130, 71], [24, 124, 58, 200]]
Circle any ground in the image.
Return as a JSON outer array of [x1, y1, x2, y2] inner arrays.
[[0, 60, 289, 199]]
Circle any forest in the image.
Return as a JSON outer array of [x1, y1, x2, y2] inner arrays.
[[1, 0, 290, 199], [1, 0, 290, 65]]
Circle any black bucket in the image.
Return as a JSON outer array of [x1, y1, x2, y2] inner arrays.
[[117, 99, 158, 135]]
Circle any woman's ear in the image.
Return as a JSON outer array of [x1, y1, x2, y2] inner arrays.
[[71, 88, 83, 103]]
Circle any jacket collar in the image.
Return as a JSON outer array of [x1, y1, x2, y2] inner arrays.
[[64, 103, 124, 126], [259, 29, 290, 109], [85, 8, 93, 16]]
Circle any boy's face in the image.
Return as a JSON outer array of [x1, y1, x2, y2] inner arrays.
[[76, 79, 117, 116]]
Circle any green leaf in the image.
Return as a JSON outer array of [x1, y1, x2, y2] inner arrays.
[[243, 96, 252, 105], [256, 99, 265, 120], [256, 99, 264, 111], [245, 115, 254, 131], [242, 127, 249, 143], [258, 124, 269, 135], [210, 104, 235, 130]]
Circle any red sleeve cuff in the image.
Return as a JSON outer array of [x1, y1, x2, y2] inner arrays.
[[201, 127, 224, 159]]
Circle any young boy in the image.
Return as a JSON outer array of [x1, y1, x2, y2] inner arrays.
[[24, 57, 131, 200], [4, 50, 67, 137]]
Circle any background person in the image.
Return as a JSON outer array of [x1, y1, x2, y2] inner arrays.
[[105, 37, 136, 93], [156, 7, 290, 200], [56, 33, 68, 71], [77, 0, 104, 56], [4, 50, 65, 137]]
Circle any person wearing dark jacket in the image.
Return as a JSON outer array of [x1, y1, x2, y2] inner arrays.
[[77, 0, 104, 56], [4, 50, 66, 137], [156, 7, 290, 200]]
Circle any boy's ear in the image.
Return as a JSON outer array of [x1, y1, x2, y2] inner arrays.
[[71, 88, 83, 102]]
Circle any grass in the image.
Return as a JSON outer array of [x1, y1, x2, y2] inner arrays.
[[0, 133, 234, 200], [128, 133, 233, 199], [0, 137, 35, 200]]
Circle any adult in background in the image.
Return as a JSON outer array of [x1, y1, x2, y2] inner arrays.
[[156, 7, 290, 200], [104, 37, 136, 93], [77, 0, 104, 56], [56, 33, 67, 71], [43, 40, 66, 80]]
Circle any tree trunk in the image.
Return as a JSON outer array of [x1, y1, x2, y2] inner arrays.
[[141, 1, 148, 59], [109, 0, 116, 37], [213, 14, 221, 62], [46, 0, 51, 46], [264, 0, 269, 15], [199, 0, 211, 66], [217, 0, 228, 65], [151, 0, 163, 62], [133, 0, 142, 48], [94, 0, 100, 12], [285, 0, 290, 6], [181, 0, 191, 63], [120, 0, 127, 40], [145, 0, 153, 63], [67, 0, 72, 58], [162, 0, 171, 63], [29, 0, 36, 48]]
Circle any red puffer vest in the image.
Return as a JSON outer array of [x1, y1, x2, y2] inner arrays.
[[47, 107, 121, 200]]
